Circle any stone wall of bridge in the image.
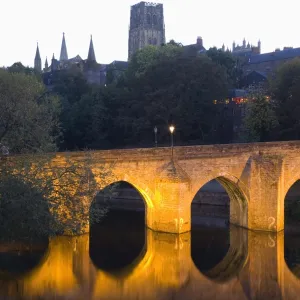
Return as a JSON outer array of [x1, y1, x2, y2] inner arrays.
[[10, 140, 300, 234]]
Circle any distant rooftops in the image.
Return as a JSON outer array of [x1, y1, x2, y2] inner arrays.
[[248, 47, 300, 64]]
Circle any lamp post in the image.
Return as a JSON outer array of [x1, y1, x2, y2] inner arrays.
[[169, 125, 175, 160], [154, 126, 158, 148]]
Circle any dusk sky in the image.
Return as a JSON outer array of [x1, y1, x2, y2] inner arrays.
[[1, 0, 298, 67]]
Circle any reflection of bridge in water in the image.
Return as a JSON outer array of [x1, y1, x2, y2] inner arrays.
[[0, 227, 300, 299]]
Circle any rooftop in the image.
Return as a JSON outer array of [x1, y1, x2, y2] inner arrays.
[[249, 47, 300, 64]]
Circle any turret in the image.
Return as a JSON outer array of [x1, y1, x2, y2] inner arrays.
[[222, 43, 225, 51], [44, 57, 48, 70], [197, 36, 203, 47], [34, 42, 42, 72], [59, 32, 68, 61], [51, 53, 57, 71], [232, 41, 236, 51], [87, 35, 96, 61], [258, 39, 261, 53], [243, 38, 246, 48]]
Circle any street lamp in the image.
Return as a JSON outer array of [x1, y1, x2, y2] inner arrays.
[[154, 126, 158, 148], [169, 125, 175, 159]]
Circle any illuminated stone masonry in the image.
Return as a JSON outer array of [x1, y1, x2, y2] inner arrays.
[[16, 141, 300, 234]]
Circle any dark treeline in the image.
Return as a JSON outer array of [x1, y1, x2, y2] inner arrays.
[[2, 41, 300, 154]]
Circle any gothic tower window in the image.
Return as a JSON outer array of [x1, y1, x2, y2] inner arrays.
[[148, 38, 152, 45], [147, 13, 151, 24], [153, 38, 157, 45], [153, 14, 157, 25]]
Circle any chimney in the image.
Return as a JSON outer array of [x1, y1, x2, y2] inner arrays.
[[197, 36, 203, 47]]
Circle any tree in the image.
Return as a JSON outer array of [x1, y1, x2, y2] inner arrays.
[[0, 69, 60, 154], [51, 66, 90, 149], [7, 62, 40, 78], [206, 47, 244, 88], [0, 152, 112, 240], [118, 54, 229, 146], [125, 43, 184, 80], [272, 58, 300, 140], [242, 93, 278, 142]]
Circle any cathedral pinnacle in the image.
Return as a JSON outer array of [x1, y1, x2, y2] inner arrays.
[[35, 42, 41, 60], [87, 34, 96, 61], [59, 32, 68, 61], [34, 42, 42, 72]]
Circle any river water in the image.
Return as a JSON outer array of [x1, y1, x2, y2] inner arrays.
[[0, 209, 300, 299]]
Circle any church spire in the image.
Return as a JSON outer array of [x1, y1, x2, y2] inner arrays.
[[59, 32, 68, 61], [87, 34, 96, 61], [34, 42, 42, 72]]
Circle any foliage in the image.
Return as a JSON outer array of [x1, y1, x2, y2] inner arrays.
[[0, 69, 61, 154], [206, 47, 245, 88], [118, 55, 229, 146], [271, 58, 300, 140], [242, 92, 278, 142], [7, 62, 41, 79], [0, 152, 114, 239], [126, 43, 183, 79], [51, 67, 90, 149]]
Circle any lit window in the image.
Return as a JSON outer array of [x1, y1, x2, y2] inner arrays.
[[213, 100, 217, 104]]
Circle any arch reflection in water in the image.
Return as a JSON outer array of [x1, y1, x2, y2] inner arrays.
[[1, 229, 300, 298], [191, 226, 248, 283]]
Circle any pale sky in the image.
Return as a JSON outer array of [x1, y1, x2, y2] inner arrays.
[[1, 0, 298, 67]]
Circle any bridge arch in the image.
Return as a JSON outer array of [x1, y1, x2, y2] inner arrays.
[[92, 174, 155, 210], [283, 177, 300, 229], [190, 173, 249, 228]]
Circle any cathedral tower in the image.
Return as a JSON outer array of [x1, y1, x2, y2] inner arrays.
[[128, 2, 165, 60], [34, 42, 42, 72]]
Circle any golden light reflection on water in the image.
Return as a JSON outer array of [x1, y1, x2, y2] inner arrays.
[[0, 228, 300, 299]]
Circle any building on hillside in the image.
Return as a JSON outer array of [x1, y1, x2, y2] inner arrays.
[[240, 70, 268, 89], [99, 61, 129, 85], [231, 39, 261, 57], [34, 33, 103, 85], [243, 47, 300, 77], [182, 37, 206, 57], [128, 1, 166, 59]]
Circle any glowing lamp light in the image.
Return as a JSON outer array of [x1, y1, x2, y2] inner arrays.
[[169, 125, 175, 134]]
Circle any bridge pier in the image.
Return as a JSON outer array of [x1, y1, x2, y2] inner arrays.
[[247, 154, 285, 232], [146, 160, 192, 234]]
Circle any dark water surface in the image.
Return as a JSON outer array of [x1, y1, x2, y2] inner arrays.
[[0, 210, 300, 300]]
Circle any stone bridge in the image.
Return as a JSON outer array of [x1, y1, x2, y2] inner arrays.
[[41, 140, 300, 234], [7, 140, 300, 234]]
